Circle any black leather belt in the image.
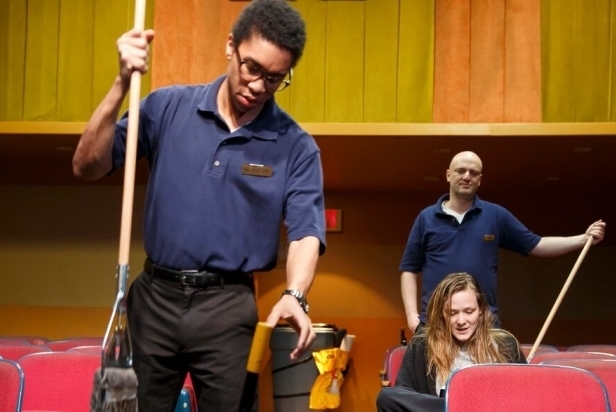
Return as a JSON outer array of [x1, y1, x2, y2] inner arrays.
[[144, 258, 252, 287]]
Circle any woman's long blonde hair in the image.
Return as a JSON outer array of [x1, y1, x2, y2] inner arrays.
[[420, 272, 520, 384]]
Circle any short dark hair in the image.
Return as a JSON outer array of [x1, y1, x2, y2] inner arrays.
[[232, 0, 306, 67]]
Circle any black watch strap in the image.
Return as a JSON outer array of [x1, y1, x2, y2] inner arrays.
[[281, 289, 309, 314]]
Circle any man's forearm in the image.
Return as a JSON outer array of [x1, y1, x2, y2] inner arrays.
[[401, 271, 420, 319], [72, 75, 129, 180], [285, 236, 320, 294], [530, 220, 606, 257], [530, 235, 586, 258]]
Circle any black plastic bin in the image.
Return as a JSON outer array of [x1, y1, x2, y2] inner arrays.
[[270, 323, 337, 412]]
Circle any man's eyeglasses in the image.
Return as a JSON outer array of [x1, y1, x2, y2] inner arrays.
[[235, 50, 292, 92]]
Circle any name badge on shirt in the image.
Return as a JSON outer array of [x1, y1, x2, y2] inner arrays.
[[242, 163, 273, 177], [483, 234, 495, 241]]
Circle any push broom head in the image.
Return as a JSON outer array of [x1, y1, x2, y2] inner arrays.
[[91, 365, 138, 412], [92, 265, 138, 412], [91, 319, 138, 412]]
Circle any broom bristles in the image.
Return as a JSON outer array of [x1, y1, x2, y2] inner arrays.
[[91, 367, 138, 412]]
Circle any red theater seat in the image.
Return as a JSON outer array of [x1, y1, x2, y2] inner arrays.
[[520, 343, 559, 358], [380, 346, 407, 387], [0, 359, 24, 412], [45, 337, 103, 351], [19, 352, 100, 412], [540, 359, 616, 411], [528, 350, 616, 364], [0, 345, 51, 362], [445, 363, 610, 412], [567, 344, 616, 356]]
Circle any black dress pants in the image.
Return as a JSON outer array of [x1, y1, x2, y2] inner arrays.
[[376, 386, 444, 412], [127, 271, 258, 412]]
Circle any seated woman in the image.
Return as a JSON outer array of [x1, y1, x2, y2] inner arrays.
[[377, 272, 526, 412]]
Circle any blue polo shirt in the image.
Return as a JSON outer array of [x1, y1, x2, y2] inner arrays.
[[111, 76, 326, 272], [400, 194, 540, 324]]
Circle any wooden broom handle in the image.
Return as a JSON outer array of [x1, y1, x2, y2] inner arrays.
[[118, 0, 147, 266], [527, 236, 593, 359]]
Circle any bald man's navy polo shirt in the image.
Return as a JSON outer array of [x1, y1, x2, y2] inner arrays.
[[112, 76, 326, 272], [400, 194, 540, 324]]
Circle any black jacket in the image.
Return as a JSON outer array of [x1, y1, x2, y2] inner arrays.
[[395, 333, 526, 395]]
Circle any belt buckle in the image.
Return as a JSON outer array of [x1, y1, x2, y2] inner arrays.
[[179, 270, 200, 287]]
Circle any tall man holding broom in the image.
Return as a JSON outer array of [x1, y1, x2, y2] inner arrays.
[[73, 1, 325, 411]]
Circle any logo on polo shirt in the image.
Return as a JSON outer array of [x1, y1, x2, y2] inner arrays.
[[483, 234, 495, 241]]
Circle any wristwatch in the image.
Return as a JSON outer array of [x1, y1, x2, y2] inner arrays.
[[281, 289, 309, 314]]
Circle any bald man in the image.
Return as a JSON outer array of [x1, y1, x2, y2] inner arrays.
[[400, 151, 606, 331]]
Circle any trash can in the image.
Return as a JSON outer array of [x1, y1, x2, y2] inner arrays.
[[270, 323, 337, 412]]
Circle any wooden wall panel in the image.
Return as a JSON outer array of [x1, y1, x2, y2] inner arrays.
[[503, 0, 541, 122], [93, 0, 127, 113], [0, 0, 150, 122], [571, 0, 611, 121], [364, 0, 399, 122], [5, 0, 616, 124], [611, 2, 616, 121], [151, 0, 243, 89], [289, 0, 327, 122], [469, 0, 505, 122], [397, 0, 435, 123], [0, 0, 27, 121], [93, 0, 154, 117], [57, 0, 94, 121], [434, 0, 541, 123], [541, 1, 575, 120], [23, 0, 60, 121], [152, 0, 199, 86], [541, 0, 612, 122], [433, 0, 470, 122], [325, 2, 365, 122]]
